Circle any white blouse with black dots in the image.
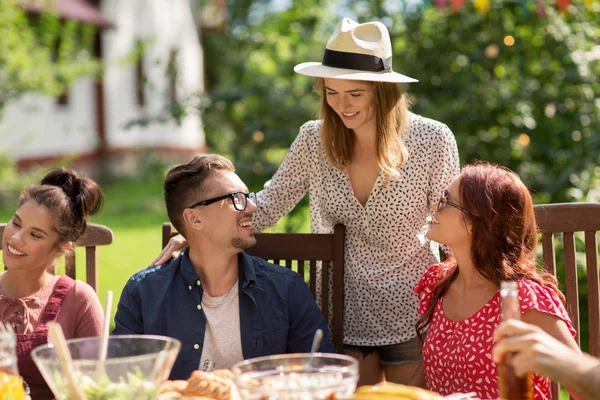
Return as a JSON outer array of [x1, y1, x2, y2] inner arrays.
[[254, 113, 460, 346]]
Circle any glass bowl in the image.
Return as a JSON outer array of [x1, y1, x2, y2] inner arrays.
[[31, 334, 180, 400], [232, 353, 358, 400]]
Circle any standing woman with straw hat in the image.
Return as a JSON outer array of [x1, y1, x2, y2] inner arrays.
[[155, 18, 460, 385]]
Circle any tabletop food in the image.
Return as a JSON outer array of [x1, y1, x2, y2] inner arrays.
[[53, 369, 157, 400], [351, 382, 440, 400], [158, 369, 237, 400]]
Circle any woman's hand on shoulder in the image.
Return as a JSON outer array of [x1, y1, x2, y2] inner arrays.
[[151, 234, 188, 266]]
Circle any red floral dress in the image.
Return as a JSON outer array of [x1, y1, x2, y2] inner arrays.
[[415, 263, 576, 399]]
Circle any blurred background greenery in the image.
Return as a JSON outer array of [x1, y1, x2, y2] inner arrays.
[[0, 2, 599, 394]]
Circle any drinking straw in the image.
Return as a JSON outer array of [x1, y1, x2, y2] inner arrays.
[[47, 322, 87, 400], [93, 290, 113, 380], [307, 329, 323, 367]]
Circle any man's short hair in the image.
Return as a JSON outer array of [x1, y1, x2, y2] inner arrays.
[[164, 154, 235, 237]]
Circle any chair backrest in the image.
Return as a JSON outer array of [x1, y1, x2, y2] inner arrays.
[[0, 223, 113, 292], [162, 222, 346, 353], [534, 202, 600, 400]]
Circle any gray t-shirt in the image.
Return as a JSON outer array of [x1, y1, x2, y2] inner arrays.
[[199, 280, 243, 370]]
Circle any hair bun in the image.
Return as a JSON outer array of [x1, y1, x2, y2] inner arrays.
[[41, 167, 104, 218], [41, 167, 79, 196]]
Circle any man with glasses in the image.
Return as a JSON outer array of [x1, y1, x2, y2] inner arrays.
[[113, 154, 335, 380]]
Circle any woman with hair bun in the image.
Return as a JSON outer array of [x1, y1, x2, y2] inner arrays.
[[1, 167, 105, 399]]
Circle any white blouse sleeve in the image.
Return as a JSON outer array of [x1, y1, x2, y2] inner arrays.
[[253, 121, 317, 231], [428, 123, 460, 257], [428, 123, 460, 208]]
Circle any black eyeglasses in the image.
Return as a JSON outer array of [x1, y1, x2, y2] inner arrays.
[[188, 192, 256, 211], [438, 189, 470, 215]]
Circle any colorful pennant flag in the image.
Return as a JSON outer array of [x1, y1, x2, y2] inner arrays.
[[474, 0, 491, 14], [557, 0, 570, 12], [430, 0, 592, 16], [450, 0, 467, 11], [450, 0, 467, 12], [536, 0, 547, 16]]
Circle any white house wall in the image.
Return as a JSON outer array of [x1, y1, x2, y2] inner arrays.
[[0, 0, 204, 162], [0, 78, 98, 159], [101, 0, 204, 151]]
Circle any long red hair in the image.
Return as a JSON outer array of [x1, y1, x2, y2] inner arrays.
[[416, 162, 564, 339]]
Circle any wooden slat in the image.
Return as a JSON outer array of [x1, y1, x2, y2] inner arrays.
[[550, 382, 560, 400], [86, 246, 98, 292], [321, 260, 330, 324], [563, 232, 580, 347], [585, 231, 600, 358], [284, 259, 292, 271], [273, 259, 280, 266], [162, 222, 175, 250], [298, 260, 306, 281], [535, 203, 600, 233], [78, 223, 113, 246], [551, 382, 559, 400], [333, 224, 346, 353], [65, 250, 76, 280], [541, 233, 556, 276], [309, 260, 317, 298], [249, 233, 335, 260]]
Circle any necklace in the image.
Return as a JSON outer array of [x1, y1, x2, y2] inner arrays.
[[201, 281, 238, 309]]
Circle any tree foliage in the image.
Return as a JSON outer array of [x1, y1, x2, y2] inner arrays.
[[0, 0, 101, 114], [198, 0, 599, 206], [391, 2, 600, 203]]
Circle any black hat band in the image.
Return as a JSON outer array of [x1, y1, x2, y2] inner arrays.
[[322, 49, 392, 72]]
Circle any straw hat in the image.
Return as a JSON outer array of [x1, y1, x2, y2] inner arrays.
[[294, 18, 418, 83]]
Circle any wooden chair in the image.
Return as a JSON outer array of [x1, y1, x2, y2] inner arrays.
[[534, 202, 600, 400], [0, 223, 113, 292], [162, 222, 346, 353]]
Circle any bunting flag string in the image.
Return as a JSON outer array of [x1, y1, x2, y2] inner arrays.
[[432, 0, 595, 14]]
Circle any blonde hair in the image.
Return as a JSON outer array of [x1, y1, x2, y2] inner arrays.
[[314, 78, 411, 177]]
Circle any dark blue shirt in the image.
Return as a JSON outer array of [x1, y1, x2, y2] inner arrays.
[[113, 251, 335, 379]]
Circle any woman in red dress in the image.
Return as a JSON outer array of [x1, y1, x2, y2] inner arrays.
[[1, 168, 104, 399], [415, 162, 579, 399]]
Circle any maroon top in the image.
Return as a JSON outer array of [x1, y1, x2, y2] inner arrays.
[[16, 275, 74, 400]]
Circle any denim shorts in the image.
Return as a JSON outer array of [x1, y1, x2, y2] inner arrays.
[[344, 335, 423, 366]]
